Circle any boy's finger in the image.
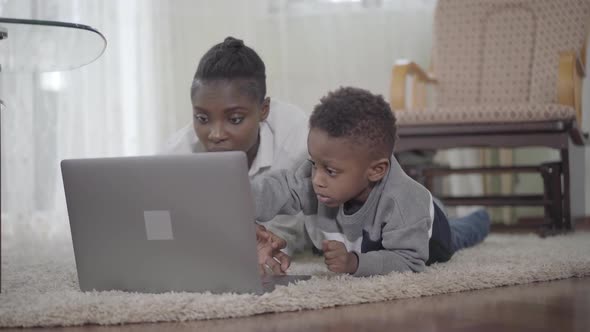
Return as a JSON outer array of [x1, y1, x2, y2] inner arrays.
[[323, 249, 340, 260], [324, 260, 343, 272], [266, 257, 285, 275], [325, 240, 345, 251], [258, 246, 272, 265], [325, 255, 344, 265], [256, 227, 270, 241], [322, 240, 330, 252], [271, 236, 287, 249], [276, 251, 291, 272], [257, 234, 270, 243]]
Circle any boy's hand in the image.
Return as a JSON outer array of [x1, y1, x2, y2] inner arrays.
[[322, 240, 359, 274], [256, 225, 291, 276]]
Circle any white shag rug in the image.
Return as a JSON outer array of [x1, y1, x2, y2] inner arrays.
[[1, 217, 590, 328]]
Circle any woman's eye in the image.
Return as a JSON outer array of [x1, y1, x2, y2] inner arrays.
[[229, 116, 244, 125], [194, 114, 208, 124]]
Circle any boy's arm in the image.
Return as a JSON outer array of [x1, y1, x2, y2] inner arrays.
[[353, 215, 431, 277], [251, 160, 317, 222], [258, 215, 305, 256]]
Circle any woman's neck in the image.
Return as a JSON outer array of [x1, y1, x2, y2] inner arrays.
[[246, 133, 261, 169]]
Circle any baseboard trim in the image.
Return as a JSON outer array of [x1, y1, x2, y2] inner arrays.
[[514, 216, 590, 230]]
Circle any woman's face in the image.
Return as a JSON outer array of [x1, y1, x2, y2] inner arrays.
[[191, 80, 269, 157]]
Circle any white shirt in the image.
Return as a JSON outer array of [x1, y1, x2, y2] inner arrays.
[[164, 99, 310, 255]]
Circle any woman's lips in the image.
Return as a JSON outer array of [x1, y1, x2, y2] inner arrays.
[[207, 146, 233, 152]]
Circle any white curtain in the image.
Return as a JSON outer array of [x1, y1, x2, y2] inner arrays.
[[0, 0, 439, 236]]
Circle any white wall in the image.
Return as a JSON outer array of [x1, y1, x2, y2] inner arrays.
[[1, 0, 587, 221], [160, 1, 435, 137], [0, 0, 436, 217]]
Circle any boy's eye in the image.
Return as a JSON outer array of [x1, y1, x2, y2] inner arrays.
[[308, 159, 317, 168], [326, 168, 337, 176], [194, 114, 208, 124], [229, 116, 244, 125]]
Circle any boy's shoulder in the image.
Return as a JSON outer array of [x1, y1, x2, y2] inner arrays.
[[379, 157, 432, 221]]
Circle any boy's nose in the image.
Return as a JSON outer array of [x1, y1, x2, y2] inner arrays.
[[312, 171, 327, 188]]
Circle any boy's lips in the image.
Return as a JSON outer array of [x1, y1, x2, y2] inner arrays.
[[316, 193, 332, 204]]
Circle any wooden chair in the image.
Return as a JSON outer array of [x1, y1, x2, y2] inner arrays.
[[391, 0, 589, 233]]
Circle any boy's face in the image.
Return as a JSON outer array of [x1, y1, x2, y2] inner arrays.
[[192, 80, 269, 155], [307, 128, 382, 208]]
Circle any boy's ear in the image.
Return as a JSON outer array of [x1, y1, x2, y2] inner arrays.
[[260, 97, 270, 122], [368, 158, 390, 182]]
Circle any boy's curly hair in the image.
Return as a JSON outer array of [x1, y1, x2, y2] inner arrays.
[[310, 87, 397, 158]]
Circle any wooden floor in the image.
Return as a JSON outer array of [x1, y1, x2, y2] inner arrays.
[[6, 276, 590, 332]]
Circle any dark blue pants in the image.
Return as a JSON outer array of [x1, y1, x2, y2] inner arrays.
[[427, 204, 490, 265]]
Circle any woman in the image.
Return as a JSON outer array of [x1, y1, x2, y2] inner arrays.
[[166, 37, 309, 275]]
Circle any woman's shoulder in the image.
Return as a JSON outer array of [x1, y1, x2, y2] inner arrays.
[[268, 99, 309, 126], [162, 123, 200, 154], [265, 99, 309, 145]]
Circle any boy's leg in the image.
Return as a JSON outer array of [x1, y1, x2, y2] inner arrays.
[[427, 202, 453, 265], [449, 209, 491, 252]]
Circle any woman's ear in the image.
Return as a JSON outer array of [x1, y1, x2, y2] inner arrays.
[[368, 158, 390, 182], [260, 97, 270, 122]]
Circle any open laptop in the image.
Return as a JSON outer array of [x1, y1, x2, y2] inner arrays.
[[61, 151, 310, 294]]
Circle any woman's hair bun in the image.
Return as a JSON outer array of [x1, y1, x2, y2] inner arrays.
[[223, 36, 244, 49]]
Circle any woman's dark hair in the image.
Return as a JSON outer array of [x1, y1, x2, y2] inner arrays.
[[191, 36, 266, 102]]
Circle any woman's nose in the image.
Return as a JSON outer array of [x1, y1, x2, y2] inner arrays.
[[208, 123, 227, 142]]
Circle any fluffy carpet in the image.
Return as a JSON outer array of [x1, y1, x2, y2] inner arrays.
[[1, 218, 589, 328]]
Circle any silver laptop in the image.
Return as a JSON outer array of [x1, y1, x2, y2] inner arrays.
[[61, 151, 310, 294]]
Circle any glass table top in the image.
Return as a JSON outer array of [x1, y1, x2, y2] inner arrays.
[[0, 17, 106, 73]]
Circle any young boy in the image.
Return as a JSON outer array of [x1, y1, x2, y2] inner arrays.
[[164, 36, 310, 274], [252, 87, 490, 276]]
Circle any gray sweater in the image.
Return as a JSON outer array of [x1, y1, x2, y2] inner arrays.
[[251, 155, 435, 276]]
